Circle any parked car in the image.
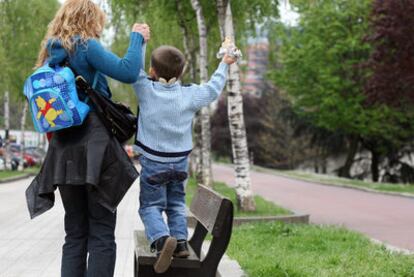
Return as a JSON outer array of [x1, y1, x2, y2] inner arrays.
[[9, 143, 21, 154], [24, 147, 46, 164], [25, 146, 46, 157], [6, 144, 43, 168], [0, 144, 45, 170]]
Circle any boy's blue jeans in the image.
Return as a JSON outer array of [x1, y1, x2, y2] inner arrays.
[[138, 155, 189, 244]]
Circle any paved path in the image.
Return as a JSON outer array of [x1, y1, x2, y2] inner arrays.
[[213, 164, 414, 251], [0, 177, 141, 277], [0, 174, 243, 277]]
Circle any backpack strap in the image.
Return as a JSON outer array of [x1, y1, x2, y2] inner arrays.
[[63, 58, 100, 104], [92, 72, 99, 90]]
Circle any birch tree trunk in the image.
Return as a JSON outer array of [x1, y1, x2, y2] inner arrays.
[[3, 91, 10, 170], [175, 0, 197, 82], [18, 101, 28, 171], [216, 0, 256, 211], [191, 0, 213, 187], [175, 0, 199, 177]]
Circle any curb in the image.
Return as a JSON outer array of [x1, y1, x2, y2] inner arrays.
[[370, 238, 414, 255], [248, 165, 414, 200], [187, 212, 309, 228], [0, 173, 35, 184], [232, 213, 309, 226]]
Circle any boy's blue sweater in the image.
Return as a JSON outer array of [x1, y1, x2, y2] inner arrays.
[[133, 49, 229, 163], [47, 32, 144, 99]]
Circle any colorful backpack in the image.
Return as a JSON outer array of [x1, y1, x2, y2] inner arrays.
[[23, 63, 90, 133]]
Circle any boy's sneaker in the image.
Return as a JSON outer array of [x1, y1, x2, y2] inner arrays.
[[152, 236, 177, 273], [173, 240, 190, 258]]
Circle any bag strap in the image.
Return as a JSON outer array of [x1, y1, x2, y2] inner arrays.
[[75, 75, 118, 137], [75, 76, 102, 112], [63, 58, 100, 103]]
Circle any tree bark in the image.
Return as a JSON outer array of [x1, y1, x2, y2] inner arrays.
[[18, 101, 28, 171], [216, 0, 256, 211], [175, 0, 200, 177], [338, 136, 359, 178], [216, 0, 229, 38], [175, 0, 197, 82], [191, 0, 213, 187], [3, 91, 10, 170], [371, 149, 380, 182], [192, 111, 202, 178]]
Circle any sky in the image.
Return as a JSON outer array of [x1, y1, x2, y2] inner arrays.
[[279, 0, 300, 26]]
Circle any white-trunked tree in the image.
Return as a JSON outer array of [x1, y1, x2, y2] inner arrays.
[[216, 0, 256, 211], [191, 0, 213, 187]]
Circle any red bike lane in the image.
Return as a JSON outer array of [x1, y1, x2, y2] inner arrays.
[[213, 164, 414, 251]]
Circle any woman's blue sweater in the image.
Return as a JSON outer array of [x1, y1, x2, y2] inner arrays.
[[47, 32, 144, 98]]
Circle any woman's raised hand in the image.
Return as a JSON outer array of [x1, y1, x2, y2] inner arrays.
[[133, 23, 150, 42]]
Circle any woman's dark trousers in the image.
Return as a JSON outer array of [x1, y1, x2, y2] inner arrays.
[[59, 185, 117, 277]]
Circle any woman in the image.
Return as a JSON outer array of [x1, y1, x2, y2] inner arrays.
[[26, 0, 150, 276]]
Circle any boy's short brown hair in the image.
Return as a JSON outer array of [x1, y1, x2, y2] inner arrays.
[[151, 46, 185, 81]]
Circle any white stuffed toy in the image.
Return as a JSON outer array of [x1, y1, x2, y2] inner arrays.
[[216, 37, 243, 60]]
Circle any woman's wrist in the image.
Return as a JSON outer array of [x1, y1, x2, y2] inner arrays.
[[130, 31, 144, 47]]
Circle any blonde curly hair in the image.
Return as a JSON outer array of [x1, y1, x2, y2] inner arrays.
[[35, 0, 106, 68]]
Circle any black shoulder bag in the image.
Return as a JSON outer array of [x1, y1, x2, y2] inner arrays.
[[75, 76, 137, 144]]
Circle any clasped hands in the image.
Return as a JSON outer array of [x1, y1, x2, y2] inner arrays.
[[132, 23, 151, 42]]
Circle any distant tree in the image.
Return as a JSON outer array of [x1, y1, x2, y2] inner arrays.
[[0, 0, 59, 100], [0, 0, 58, 169], [212, 87, 311, 170], [365, 0, 414, 108], [276, 0, 375, 136], [274, 0, 407, 180], [362, 0, 414, 181], [211, 98, 232, 159], [274, 0, 414, 182]]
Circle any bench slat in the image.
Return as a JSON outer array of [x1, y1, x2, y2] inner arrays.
[[190, 185, 227, 237], [134, 230, 201, 269]]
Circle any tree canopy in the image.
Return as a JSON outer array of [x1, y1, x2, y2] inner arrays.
[[0, 0, 59, 99], [109, 0, 278, 79], [273, 0, 414, 143], [365, 0, 414, 108]]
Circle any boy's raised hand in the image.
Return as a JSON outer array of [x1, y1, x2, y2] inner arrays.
[[133, 23, 151, 42], [222, 54, 237, 65]]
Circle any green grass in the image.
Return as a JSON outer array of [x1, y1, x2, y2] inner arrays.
[[24, 166, 41, 175], [0, 170, 24, 180], [0, 166, 40, 181], [186, 178, 291, 217], [254, 166, 414, 195], [186, 176, 414, 275], [227, 222, 414, 277]]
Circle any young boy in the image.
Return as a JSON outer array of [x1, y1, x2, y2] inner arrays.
[[133, 44, 236, 273]]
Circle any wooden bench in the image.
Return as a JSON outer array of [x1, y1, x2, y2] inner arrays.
[[134, 185, 234, 277]]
